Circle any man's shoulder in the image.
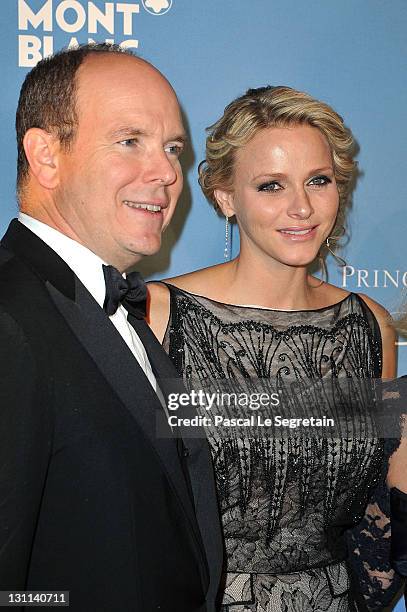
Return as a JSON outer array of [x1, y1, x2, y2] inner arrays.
[[0, 242, 14, 265], [0, 221, 75, 306], [0, 242, 59, 328], [0, 241, 38, 286], [0, 242, 27, 284]]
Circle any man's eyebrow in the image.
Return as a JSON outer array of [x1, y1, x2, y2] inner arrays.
[[108, 127, 147, 140], [169, 133, 188, 145], [108, 127, 188, 144]]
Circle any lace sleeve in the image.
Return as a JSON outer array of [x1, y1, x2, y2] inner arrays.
[[346, 382, 406, 611]]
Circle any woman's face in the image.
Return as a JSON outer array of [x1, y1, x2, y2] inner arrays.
[[216, 124, 339, 269]]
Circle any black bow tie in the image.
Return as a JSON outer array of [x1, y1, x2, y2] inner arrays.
[[102, 264, 147, 320]]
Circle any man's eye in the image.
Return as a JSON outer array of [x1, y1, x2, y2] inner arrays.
[[165, 144, 183, 156], [308, 175, 332, 186], [119, 138, 138, 146], [257, 181, 282, 192]]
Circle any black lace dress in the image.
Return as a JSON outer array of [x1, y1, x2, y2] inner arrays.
[[162, 284, 403, 611]]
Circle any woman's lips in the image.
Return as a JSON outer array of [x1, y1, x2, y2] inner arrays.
[[277, 226, 318, 241]]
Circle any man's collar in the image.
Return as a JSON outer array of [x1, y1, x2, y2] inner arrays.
[[18, 213, 107, 307]]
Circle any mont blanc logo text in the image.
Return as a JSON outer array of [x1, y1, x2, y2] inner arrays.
[[18, 0, 141, 67], [342, 266, 407, 288], [141, 0, 172, 15]]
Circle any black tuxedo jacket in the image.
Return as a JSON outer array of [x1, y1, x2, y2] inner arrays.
[[0, 220, 223, 611]]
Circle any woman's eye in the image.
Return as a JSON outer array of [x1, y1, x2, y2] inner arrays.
[[308, 175, 332, 186], [257, 181, 282, 192]]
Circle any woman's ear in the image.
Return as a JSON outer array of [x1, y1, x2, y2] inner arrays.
[[214, 188, 236, 218], [23, 128, 60, 189]]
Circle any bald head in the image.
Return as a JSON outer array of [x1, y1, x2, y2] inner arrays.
[[79, 52, 174, 97], [75, 52, 179, 130]]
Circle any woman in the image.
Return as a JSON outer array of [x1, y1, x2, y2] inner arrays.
[[148, 86, 406, 611]]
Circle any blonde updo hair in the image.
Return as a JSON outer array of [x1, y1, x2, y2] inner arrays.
[[199, 86, 357, 247]]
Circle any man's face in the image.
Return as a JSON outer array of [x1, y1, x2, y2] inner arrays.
[[54, 54, 185, 270]]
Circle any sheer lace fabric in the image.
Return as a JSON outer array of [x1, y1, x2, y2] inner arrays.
[[162, 285, 403, 611]]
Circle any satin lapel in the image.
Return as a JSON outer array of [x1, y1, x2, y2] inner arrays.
[[46, 279, 207, 565], [129, 316, 224, 589]]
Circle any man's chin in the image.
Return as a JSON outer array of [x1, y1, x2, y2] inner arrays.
[[126, 236, 163, 261]]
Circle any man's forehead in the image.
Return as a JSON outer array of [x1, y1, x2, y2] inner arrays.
[[74, 54, 183, 136], [76, 53, 174, 101]]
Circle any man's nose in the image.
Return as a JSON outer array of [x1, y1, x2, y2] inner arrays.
[[144, 150, 178, 186]]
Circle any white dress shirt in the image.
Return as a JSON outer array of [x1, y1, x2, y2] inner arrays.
[[18, 213, 157, 391]]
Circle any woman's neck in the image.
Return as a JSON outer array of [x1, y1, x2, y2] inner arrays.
[[220, 252, 320, 310]]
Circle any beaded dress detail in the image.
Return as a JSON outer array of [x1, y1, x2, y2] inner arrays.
[[162, 284, 402, 611]]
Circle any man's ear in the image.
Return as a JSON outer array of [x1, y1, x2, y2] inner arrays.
[[214, 188, 236, 218], [23, 128, 61, 189]]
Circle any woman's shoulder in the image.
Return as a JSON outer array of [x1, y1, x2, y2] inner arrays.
[[148, 265, 220, 301], [311, 279, 393, 326], [309, 279, 348, 306], [159, 262, 229, 295], [147, 263, 228, 341], [356, 293, 396, 374], [146, 281, 171, 343], [312, 280, 395, 376], [320, 280, 394, 337], [355, 292, 393, 327]]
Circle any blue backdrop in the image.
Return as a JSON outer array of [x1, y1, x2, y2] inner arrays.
[[1, 1, 406, 608]]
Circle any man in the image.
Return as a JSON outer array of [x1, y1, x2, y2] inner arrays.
[[0, 44, 222, 611]]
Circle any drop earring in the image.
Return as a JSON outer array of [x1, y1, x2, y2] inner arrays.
[[224, 215, 230, 261]]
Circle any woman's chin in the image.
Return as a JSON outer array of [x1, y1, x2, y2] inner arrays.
[[277, 254, 319, 269]]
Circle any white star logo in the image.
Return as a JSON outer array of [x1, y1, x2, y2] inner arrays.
[[142, 0, 173, 15]]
